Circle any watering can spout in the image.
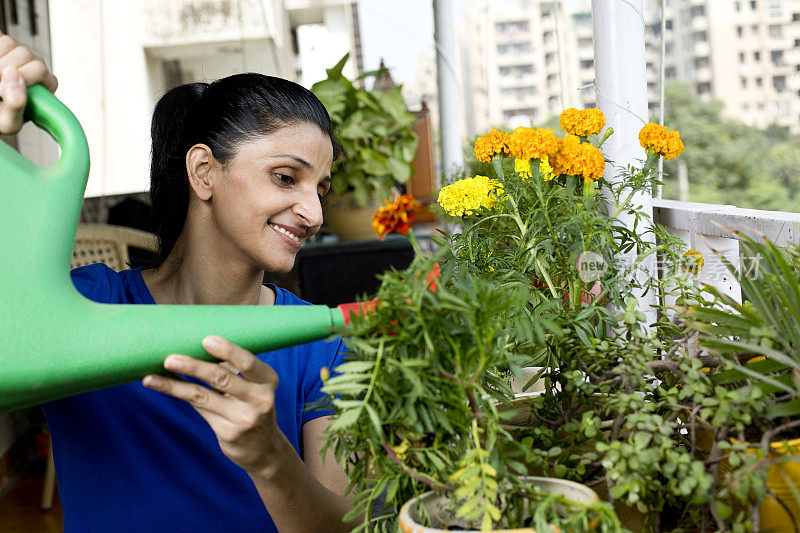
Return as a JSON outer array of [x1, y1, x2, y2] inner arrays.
[[0, 86, 348, 412]]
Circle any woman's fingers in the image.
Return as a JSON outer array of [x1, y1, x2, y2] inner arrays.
[[0, 38, 56, 90], [0, 33, 58, 135], [201, 336, 279, 387], [142, 373, 240, 418], [0, 66, 27, 134]]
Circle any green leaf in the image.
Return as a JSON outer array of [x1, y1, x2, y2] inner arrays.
[[715, 500, 733, 520], [334, 361, 376, 374], [386, 158, 412, 183], [766, 399, 800, 419], [328, 408, 362, 431]]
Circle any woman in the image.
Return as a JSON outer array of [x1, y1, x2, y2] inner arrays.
[[0, 34, 353, 532]]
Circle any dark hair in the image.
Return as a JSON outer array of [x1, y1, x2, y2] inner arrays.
[[149, 73, 343, 263]]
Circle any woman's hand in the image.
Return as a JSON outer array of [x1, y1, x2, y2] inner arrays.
[[142, 335, 283, 477], [0, 32, 58, 134]]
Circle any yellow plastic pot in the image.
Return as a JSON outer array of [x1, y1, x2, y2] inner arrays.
[[734, 437, 800, 532]]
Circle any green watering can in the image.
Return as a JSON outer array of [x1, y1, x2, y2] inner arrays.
[[0, 85, 347, 412]]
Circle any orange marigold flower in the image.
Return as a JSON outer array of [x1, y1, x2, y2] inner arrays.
[[474, 128, 510, 163], [559, 108, 606, 137], [550, 135, 605, 183], [639, 122, 684, 159], [372, 194, 421, 240], [507, 127, 557, 161]]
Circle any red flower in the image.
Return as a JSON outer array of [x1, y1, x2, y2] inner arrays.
[[372, 194, 421, 240]]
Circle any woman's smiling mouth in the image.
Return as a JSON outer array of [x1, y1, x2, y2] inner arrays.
[[269, 223, 303, 245]]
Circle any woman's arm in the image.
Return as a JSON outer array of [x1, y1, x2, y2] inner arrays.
[[142, 336, 356, 533], [0, 32, 58, 134]]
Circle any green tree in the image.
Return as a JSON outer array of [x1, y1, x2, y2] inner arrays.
[[659, 84, 800, 212]]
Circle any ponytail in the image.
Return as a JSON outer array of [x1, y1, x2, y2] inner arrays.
[[149, 82, 208, 263]]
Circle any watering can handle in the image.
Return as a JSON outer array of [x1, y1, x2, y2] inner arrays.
[[0, 84, 89, 181]]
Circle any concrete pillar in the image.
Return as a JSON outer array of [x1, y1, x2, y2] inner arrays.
[[592, 0, 656, 319], [433, 0, 463, 181]]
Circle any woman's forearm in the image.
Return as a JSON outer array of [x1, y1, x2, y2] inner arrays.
[[250, 432, 355, 533]]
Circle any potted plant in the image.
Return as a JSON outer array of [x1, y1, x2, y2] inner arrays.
[[321, 108, 799, 532], [683, 232, 800, 532], [311, 54, 419, 241]]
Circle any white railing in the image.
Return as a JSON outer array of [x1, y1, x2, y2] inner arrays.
[[653, 198, 800, 302]]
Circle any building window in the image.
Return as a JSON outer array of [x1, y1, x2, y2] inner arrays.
[[773, 99, 790, 117], [752, 25, 759, 35], [496, 20, 530, 38], [754, 51, 761, 61], [766, 0, 783, 17], [665, 19, 673, 30], [695, 57, 710, 68], [739, 52, 746, 63], [690, 5, 705, 16], [737, 26, 743, 37], [545, 53, 555, 65], [580, 59, 594, 70], [697, 82, 712, 94], [694, 31, 708, 42], [573, 13, 591, 26], [768, 25, 782, 38], [773, 75, 787, 92], [665, 66, 677, 78], [756, 77, 763, 87], [734, 1, 741, 11], [741, 77, 748, 88], [578, 37, 592, 48], [750, 0, 757, 8], [771, 50, 784, 66]]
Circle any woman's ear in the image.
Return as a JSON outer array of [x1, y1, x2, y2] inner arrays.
[[186, 143, 215, 201]]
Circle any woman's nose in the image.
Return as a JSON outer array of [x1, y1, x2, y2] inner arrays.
[[293, 191, 323, 229]]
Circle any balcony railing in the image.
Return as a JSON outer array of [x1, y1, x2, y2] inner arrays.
[[653, 198, 800, 301]]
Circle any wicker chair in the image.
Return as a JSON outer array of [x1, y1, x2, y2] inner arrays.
[[41, 223, 158, 510], [71, 223, 158, 271]]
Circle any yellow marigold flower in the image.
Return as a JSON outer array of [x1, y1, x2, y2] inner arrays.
[[515, 157, 531, 178], [514, 156, 554, 181], [474, 128, 510, 163], [639, 122, 684, 159], [539, 156, 554, 181], [560, 108, 606, 137], [550, 135, 605, 183], [437, 175, 504, 217], [508, 127, 557, 161], [682, 249, 704, 275]]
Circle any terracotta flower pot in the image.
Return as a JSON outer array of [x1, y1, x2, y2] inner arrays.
[[397, 476, 599, 532], [322, 190, 384, 242]]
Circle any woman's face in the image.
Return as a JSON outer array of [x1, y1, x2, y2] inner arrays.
[[203, 122, 333, 274]]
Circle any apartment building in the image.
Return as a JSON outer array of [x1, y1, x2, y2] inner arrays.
[[459, 0, 799, 137], [462, 0, 592, 135], [48, 0, 359, 198], [645, 0, 800, 132]]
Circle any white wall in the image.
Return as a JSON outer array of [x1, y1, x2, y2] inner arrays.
[[49, 0, 152, 198]]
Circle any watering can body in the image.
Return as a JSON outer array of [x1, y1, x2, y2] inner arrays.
[[0, 86, 344, 412]]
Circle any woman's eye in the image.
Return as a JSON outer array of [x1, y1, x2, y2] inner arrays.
[[275, 173, 294, 185]]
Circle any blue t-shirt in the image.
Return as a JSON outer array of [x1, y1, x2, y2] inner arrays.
[[42, 263, 345, 533]]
